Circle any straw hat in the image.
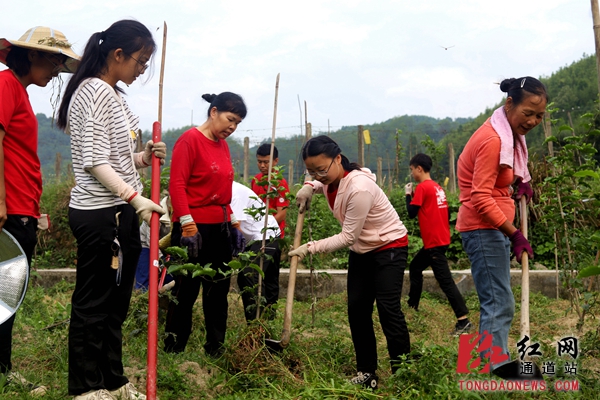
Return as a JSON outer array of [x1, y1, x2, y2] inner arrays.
[[0, 26, 80, 73]]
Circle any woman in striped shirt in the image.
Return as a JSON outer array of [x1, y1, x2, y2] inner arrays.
[[57, 20, 165, 400]]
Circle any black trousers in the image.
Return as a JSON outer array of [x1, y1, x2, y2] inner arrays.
[[407, 245, 469, 318], [236, 238, 281, 321], [347, 246, 410, 374], [67, 205, 141, 395], [164, 222, 232, 355], [0, 215, 37, 375]]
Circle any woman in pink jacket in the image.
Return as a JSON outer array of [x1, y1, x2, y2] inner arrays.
[[291, 136, 410, 389]]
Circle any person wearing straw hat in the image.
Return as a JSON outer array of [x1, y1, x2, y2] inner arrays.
[[0, 26, 79, 397], [56, 20, 165, 400]]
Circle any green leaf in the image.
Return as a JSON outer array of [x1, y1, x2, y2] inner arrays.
[[578, 265, 600, 278], [167, 264, 189, 275], [192, 266, 216, 278], [228, 260, 242, 270], [573, 170, 599, 179], [558, 125, 574, 133], [164, 246, 189, 261], [247, 263, 265, 278]]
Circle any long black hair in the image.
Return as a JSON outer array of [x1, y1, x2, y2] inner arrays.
[[5, 46, 32, 77], [202, 92, 247, 119], [500, 76, 549, 106], [301, 135, 361, 172], [57, 20, 156, 129]]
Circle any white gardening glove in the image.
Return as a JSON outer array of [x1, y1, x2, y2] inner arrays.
[[288, 243, 310, 261], [404, 183, 413, 196], [142, 140, 167, 166], [129, 193, 165, 224], [296, 184, 314, 214]]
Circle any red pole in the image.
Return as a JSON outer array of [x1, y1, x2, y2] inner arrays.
[[147, 21, 167, 400], [147, 121, 161, 399]]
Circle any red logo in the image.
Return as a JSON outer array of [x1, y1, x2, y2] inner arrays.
[[456, 331, 509, 374]]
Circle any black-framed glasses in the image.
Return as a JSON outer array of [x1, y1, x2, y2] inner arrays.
[[129, 55, 148, 72], [305, 158, 335, 177], [43, 55, 68, 73]]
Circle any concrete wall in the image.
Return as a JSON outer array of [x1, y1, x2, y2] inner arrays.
[[34, 268, 593, 301]]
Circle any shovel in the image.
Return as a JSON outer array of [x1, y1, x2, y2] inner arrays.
[[265, 209, 306, 351], [518, 196, 543, 379]]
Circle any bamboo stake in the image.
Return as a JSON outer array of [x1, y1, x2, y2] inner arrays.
[[243, 137, 249, 183], [591, 0, 600, 96], [256, 73, 280, 319]]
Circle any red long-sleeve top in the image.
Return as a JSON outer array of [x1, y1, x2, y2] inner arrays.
[[456, 119, 515, 232], [169, 127, 233, 224]]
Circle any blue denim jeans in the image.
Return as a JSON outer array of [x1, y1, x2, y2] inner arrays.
[[461, 229, 514, 369]]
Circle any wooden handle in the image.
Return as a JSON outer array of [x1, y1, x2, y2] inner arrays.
[[519, 196, 530, 341], [280, 210, 305, 347]]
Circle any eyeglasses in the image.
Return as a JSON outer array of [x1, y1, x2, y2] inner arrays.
[[129, 55, 149, 72], [43, 55, 68, 73], [305, 158, 335, 177]]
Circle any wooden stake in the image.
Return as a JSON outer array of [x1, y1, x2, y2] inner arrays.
[[591, 0, 600, 96], [519, 197, 530, 340], [243, 137, 250, 183], [357, 125, 364, 166], [256, 73, 280, 319], [377, 157, 383, 186], [448, 143, 456, 194]]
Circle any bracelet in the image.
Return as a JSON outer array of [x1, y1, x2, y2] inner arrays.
[[127, 192, 138, 203]]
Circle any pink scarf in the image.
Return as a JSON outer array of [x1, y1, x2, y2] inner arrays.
[[490, 106, 531, 183]]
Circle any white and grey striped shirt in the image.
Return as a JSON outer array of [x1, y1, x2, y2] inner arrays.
[[68, 78, 142, 209]]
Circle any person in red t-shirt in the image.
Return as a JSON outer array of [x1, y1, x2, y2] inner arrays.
[[251, 144, 290, 238], [0, 26, 79, 395], [404, 154, 472, 336], [165, 92, 247, 358]]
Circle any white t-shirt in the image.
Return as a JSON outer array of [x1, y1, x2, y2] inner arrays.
[[68, 78, 142, 209], [231, 181, 280, 243]]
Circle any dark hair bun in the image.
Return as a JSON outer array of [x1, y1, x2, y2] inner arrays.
[[499, 78, 515, 93], [202, 93, 217, 103]]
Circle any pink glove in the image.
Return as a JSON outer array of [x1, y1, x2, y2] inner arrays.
[[509, 229, 533, 263], [514, 181, 533, 204]]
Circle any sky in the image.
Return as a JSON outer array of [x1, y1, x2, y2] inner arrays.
[[1, 0, 596, 145]]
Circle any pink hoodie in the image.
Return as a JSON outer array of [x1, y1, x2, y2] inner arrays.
[[307, 169, 408, 255]]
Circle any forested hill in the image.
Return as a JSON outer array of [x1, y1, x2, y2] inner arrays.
[[38, 54, 598, 183]]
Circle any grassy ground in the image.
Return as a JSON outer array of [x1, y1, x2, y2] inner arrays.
[[2, 280, 599, 399]]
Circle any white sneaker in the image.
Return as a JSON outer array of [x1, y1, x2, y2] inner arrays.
[[6, 371, 48, 396], [110, 382, 147, 400], [73, 389, 115, 400]]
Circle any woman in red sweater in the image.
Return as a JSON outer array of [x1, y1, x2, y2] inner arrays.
[[165, 92, 246, 357], [457, 77, 547, 379]]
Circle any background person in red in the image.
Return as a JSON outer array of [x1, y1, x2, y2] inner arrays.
[[165, 92, 247, 358], [0, 25, 79, 396], [251, 144, 289, 237], [404, 154, 472, 336]]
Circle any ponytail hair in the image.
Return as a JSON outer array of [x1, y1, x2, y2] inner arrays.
[[301, 136, 361, 172], [57, 19, 156, 129], [499, 76, 548, 106], [202, 92, 247, 119]]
